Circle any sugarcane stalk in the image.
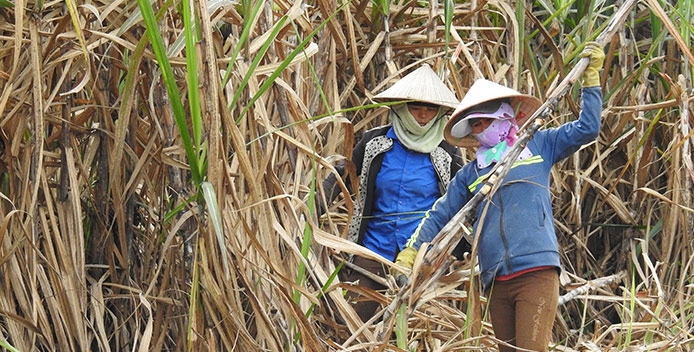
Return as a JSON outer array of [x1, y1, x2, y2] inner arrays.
[[557, 271, 626, 306], [341, 257, 390, 287], [383, 0, 639, 326]]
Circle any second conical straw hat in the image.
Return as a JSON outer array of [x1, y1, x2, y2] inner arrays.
[[373, 64, 459, 109], [444, 79, 542, 147]]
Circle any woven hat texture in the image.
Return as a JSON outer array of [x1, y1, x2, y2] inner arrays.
[[373, 64, 459, 109]]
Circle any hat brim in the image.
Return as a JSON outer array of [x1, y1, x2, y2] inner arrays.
[[373, 97, 458, 111]]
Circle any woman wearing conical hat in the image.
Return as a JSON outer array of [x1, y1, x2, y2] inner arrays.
[[396, 43, 605, 351], [320, 64, 470, 322]]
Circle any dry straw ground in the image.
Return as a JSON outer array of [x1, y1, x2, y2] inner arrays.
[[0, 0, 692, 351]]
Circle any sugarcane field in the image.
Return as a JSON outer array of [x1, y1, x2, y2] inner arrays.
[[1, 0, 693, 351]]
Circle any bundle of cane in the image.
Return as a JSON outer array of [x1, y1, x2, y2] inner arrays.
[[383, 0, 640, 331]]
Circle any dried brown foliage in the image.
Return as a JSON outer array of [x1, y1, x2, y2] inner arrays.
[[0, 0, 692, 351]]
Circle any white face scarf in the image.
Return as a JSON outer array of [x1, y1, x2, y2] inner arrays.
[[391, 104, 445, 154]]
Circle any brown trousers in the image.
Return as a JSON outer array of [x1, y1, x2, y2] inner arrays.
[[487, 268, 560, 352], [341, 255, 387, 323]]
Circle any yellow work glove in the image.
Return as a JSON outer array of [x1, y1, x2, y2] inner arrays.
[[579, 41, 605, 87], [391, 247, 417, 286]]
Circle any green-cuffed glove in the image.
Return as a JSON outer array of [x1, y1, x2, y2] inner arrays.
[[391, 247, 417, 286], [580, 41, 605, 87]]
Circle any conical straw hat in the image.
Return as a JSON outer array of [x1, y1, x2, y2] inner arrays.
[[444, 79, 542, 147], [373, 64, 459, 109]]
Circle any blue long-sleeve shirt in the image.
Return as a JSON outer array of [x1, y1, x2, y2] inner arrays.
[[362, 128, 441, 260], [406, 87, 603, 288]]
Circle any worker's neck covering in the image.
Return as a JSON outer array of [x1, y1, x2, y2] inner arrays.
[[391, 104, 444, 154], [473, 109, 532, 168]]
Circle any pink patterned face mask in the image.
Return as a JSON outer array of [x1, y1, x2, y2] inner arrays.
[[468, 101, 532, 168], [466, 101, 518, 148], [473, 117, 518, 148], [474, 119, 532, 169]]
